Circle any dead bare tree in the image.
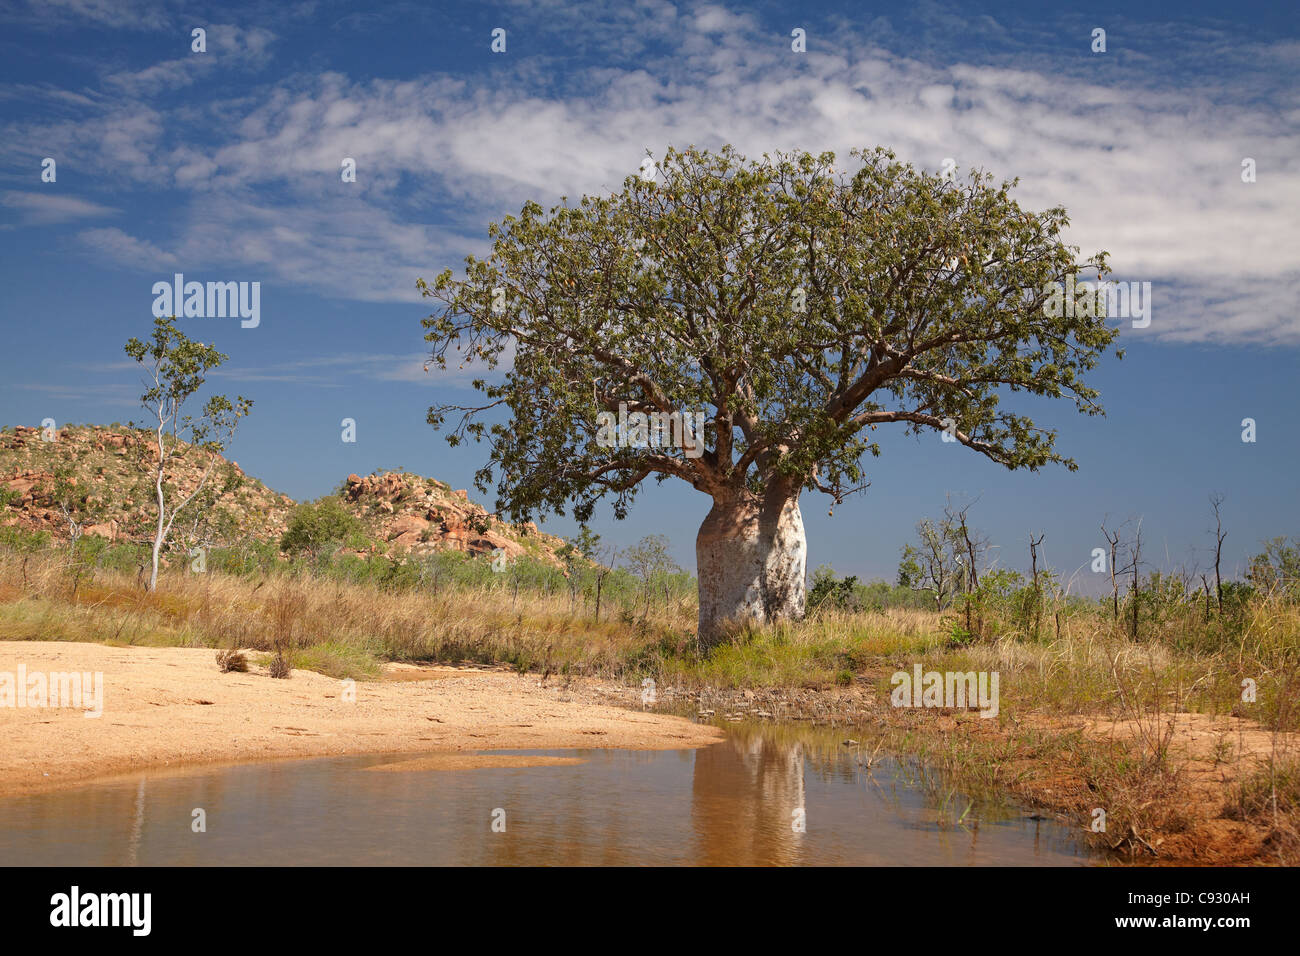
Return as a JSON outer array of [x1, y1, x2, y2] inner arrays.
[[947, 498, 989, 639], [900, 517, 960, 612], [1128, 520, 1144, 641], [1028, 532, 1046, 638], [1210, 493, 1227, 614], [1101, 520, 1122, 623]]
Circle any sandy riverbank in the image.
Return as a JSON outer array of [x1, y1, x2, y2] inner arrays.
[[0, 641, 725, 799]]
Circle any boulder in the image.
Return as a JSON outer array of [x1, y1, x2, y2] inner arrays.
[[387, 514, 429, 541], [84, 520, 119, 542]]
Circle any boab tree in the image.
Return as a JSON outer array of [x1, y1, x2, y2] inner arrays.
[[419, 145, 1119, 648]]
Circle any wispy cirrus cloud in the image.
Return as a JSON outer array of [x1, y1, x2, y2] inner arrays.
[[1, 191, 117, 225], [9, 381, 140, 406], [208, 352, 486, 388], [73, 191, 480, 303], [78, 226, 177, 268], [7, 0, 175, 31], [103, 24, 277, 96]]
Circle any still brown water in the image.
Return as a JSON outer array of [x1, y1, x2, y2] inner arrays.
[[0, 724, 1095, 865]]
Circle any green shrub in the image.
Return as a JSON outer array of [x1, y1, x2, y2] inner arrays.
[[280, 497, 362, 555]]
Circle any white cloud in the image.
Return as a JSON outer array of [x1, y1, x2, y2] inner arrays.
[[0, 105, 166, 186], [10, 381, 140, 405], [10, 0, 173, 31], [209, 352, 492, 388], [1, 191, 117, 225], [78, 226, 177, 268], [6, 2, 1298, 344], [103, 24, 277, 96]]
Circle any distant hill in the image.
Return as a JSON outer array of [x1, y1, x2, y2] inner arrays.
[[0, 424, 567, 565], [333, 470, 565, 564]]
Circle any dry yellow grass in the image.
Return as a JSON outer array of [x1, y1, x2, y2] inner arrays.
[[0, 549, 695, 680]]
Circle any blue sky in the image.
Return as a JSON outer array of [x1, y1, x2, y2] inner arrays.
[[1, 0, 1296, 589]]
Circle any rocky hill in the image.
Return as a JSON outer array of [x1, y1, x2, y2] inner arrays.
[[0, 424, 293, 545], [0, 424, 567, 565], [335, 470, 564, 564]]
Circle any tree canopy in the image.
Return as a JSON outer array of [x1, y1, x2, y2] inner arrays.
[[421, 145, 1118, 520]]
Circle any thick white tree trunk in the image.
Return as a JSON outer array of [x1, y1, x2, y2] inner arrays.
[[696, 484, 807, 649]]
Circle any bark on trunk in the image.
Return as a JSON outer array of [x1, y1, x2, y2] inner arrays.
[[696, 484, 807, 649], [148, 416, 166, 592]]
